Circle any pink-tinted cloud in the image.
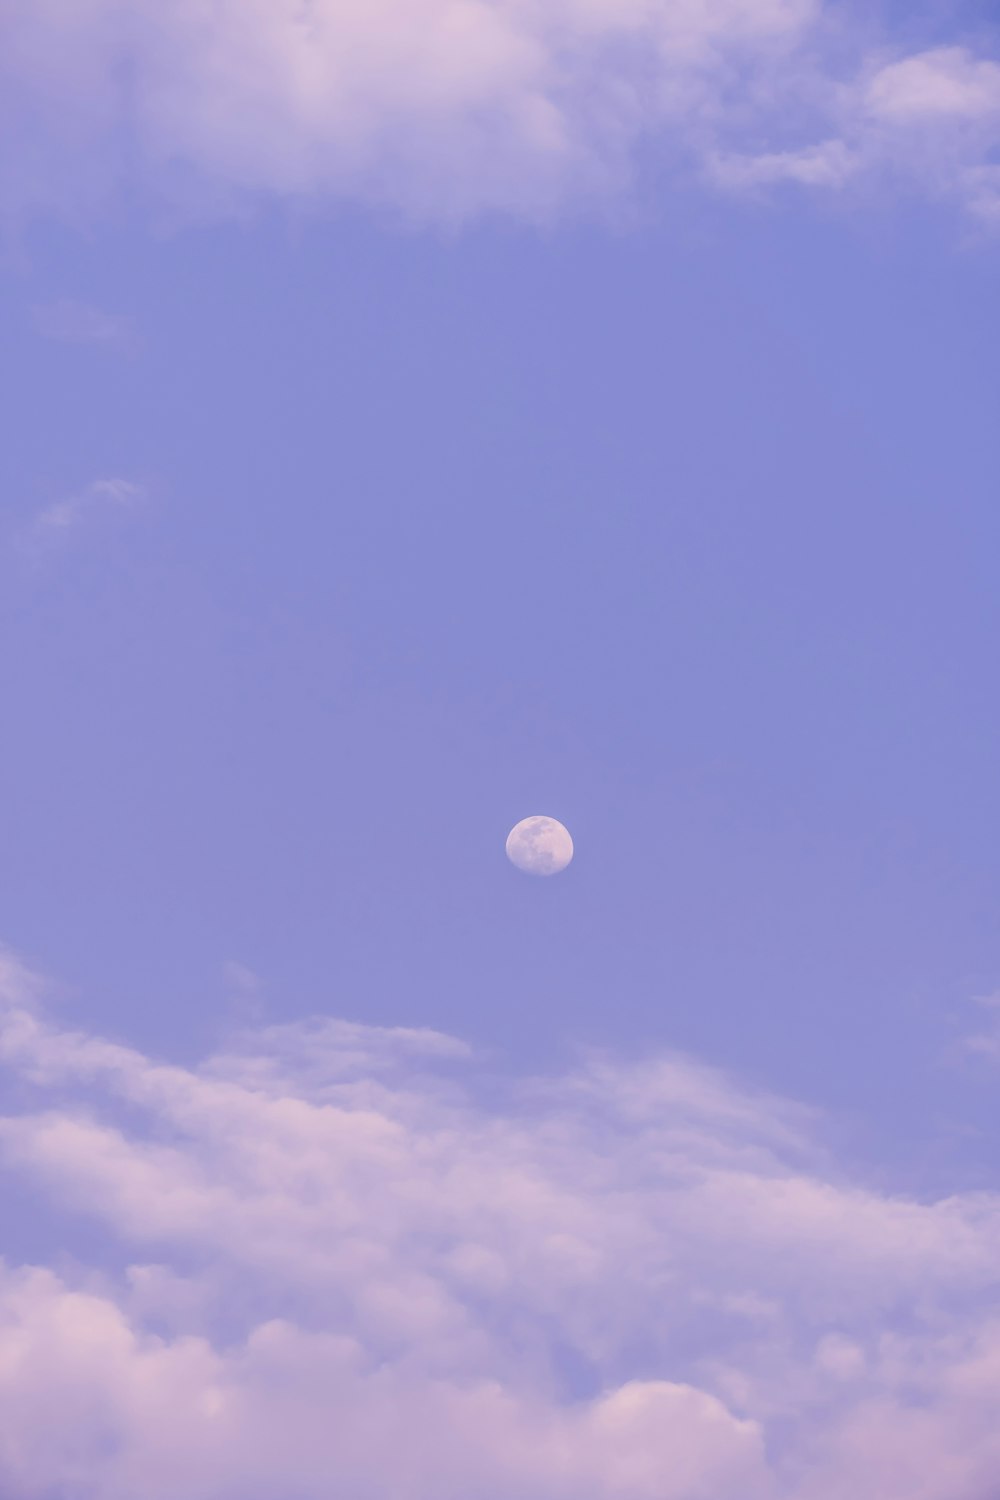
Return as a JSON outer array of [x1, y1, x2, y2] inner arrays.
[[1, 949, 1000, 1498], [1, 2, 998, 224]]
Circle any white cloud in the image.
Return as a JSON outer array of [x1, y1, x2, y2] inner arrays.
[[2, 948, 1000, 1497], [28, 477, 144, 544], [0, 1, 998, 224]]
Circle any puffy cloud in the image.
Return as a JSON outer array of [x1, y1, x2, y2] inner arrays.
[[0, 1274, 772, 1500], [866, 48, 1000, 124], [0, 0, 998, 224], [2, 947, 1000, 1497]]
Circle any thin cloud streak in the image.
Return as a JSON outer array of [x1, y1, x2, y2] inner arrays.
[[32, 298, 135, 349], [24, 478, 145, 549], [958, 992, 1000, 1061]]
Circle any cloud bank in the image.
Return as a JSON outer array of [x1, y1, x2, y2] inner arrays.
[[2, 950, 1000, 1498], [1, 2, 998, 225]]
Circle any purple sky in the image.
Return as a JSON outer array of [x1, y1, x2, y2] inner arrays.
[[2, 3, 1000, 1496]]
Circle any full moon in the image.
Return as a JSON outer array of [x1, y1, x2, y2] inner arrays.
[[505, 816, 574, 876]]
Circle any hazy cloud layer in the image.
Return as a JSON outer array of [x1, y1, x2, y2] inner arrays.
[[32, 298, 134, 348], [2, 950, 1000, 1498], [1, 2, 998, 224]]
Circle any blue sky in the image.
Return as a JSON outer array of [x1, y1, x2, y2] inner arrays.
[[2, 4, 1000, 1497]]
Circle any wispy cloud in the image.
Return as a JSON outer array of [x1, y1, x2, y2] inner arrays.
[[26, 477, 145, 548], [32, 298, 134, 350], [1, 948, 1000, 1498], [957, 991, 1000, 1061], [0, 3, 998, 225]]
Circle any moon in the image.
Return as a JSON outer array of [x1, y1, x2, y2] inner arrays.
[[505, 816, 574, 877]]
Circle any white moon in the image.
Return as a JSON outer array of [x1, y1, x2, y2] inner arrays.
[[505, 816, 574, 876]]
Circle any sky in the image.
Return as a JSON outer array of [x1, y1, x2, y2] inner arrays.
[[1, 2, 1000, 1496]]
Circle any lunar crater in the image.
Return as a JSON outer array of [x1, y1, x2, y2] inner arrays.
[[505, 816, 574, 876]]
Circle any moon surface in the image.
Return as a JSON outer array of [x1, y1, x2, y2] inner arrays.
[[505, 816, 574, 876]]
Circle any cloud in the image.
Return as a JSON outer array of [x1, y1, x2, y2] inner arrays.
[[2, 948, 1000, 1497], [866, 48, 1000, 124], [709, 139, 857, 190], [964, 164, 1000, 223], [0, 2, 998, 225], [957, 991, 1000, 1061], [26, 477, 144, 546], [32, 298, 134, 349]]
